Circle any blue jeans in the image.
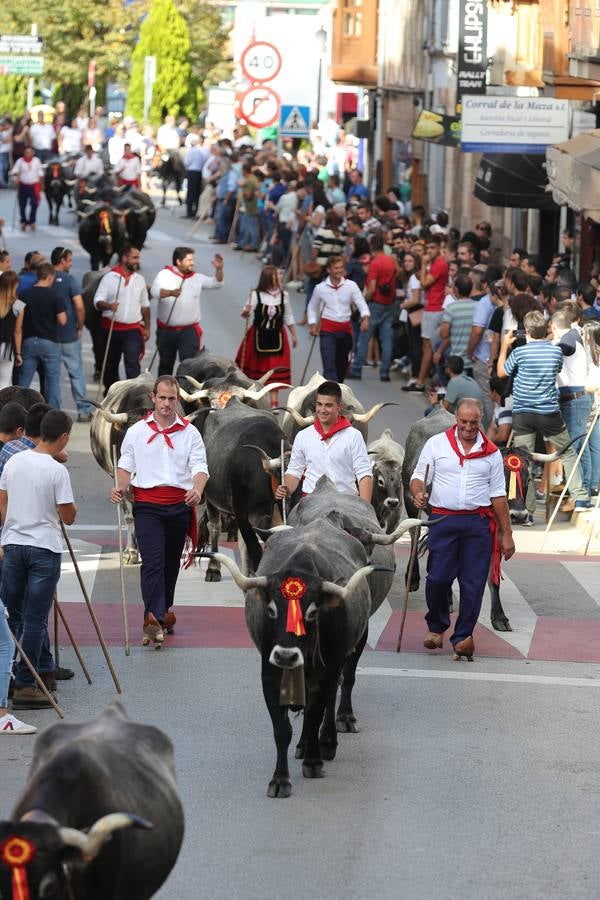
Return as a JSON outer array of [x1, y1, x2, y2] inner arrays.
[[214, 197, 235, 240], [19, 337, 62, 408], [589, 413, 600, 492], [60, 340, 92, 415], [351, 302, 394, 378], [0, 605, 13, 707], [319, 330, 353, 382], [560, 393, 593, 493], [238, 212, 260, 250], [0, 152, 9, 187], [1, 545, 60, 688]]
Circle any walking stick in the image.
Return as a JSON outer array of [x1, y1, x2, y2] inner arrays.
[[228, 196, 240, 245], [397, 464, 429, 653], [96, 275, 123, 402], [146, 275, 185, 373], [112, 445, 130, 656], [10, 632, 64, 719], [53, 601, 60, 668], [300, 303, 324, 385], [280, 438, 287, 525], [60, 521, 122, 694], [540, 405, 600, 551], [54, 596, 92, 685]]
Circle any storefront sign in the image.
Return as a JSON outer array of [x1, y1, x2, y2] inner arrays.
[[456, 0, 488, 113], [412, 109, 461, 147], [0, 55, 43, 75], [461, 95, 570, 154]]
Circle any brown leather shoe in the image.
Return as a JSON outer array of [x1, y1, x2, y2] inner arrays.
[[453, 636, 475, 660], [164, 608, 176, 634], [143, 613, 164, 648], [40, 672, 57, 692], [12, 686, 53, 710], [423, 631, 444, 650]]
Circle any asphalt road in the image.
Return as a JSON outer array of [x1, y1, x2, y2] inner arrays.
[[1, 186, 600, 900]]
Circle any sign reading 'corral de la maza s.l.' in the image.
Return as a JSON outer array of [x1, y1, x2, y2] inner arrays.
[[460, 95, 570, 154], [456, 0, 488, 113]]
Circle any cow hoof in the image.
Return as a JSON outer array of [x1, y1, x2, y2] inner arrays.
[[319, 741, 337, 761], [336, 714, 359, 734], [294, 742, 305, 759], [302, 760, 324, 779], [123, 551, 141, 565], [267, 777, 292, 798], [492, 617, 513, 632], [205, 567, 222, 583]]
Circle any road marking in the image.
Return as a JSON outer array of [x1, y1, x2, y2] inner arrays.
[[59, 539, 101, 603], [562, 561, 600, 609], [479, 574, 538, 657], [357, 666, 600, 688], [367, 598, 392, 648]]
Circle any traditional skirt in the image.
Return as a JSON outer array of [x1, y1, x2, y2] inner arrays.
[[235, 325, 291, 385]]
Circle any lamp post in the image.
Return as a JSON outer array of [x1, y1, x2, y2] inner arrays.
[[315, 25, 327, 126]]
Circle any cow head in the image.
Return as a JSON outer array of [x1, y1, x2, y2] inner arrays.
[[180, 375, 289, 411], [370, 459, 403, 533], [0, 814, 151, 900], [502, 447, 532, 523]]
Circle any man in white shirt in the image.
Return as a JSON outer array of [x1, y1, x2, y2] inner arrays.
[[410, 398, 514, 660], [113, 144, 141, 189], [0, 409, 77, 709], [307, 255, 370, 382], [73, 144, 104, 180], [276, 380, 372, 502], [59, 119, 83, 156], [111, 375, 209, 645], [29, 112, 55, 163], [150, 246, 224, 375], [93, 245, 151, 394], [156, 115, 181, 153], [10, 147, 44, 231]]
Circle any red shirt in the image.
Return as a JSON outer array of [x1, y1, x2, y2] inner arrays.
[[424, 256, 449, 312], [366, 253, 397, 306]]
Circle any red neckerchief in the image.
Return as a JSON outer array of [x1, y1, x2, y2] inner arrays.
[[111, 264, 134, 286], [166, 265, 194, 280], [327, 278, 344, 291], [314, 416, 352, 441], [445, 426, 498, 467], [123, 151, 136, 159], [145, 412, 188, 448]]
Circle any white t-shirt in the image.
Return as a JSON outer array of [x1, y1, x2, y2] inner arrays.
[[400, 273, 423, 322], [0, 449, 74, 553], [286, 424, 372, 495], [156, 125, 180, 151], [60, 126, 82, 154], [29, 123, 55, 151]]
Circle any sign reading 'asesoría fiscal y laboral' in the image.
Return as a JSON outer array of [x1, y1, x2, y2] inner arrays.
[[460, 95, 570, 154]]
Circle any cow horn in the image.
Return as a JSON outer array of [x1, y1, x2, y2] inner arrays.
[[368, 517, 438, 545], [180, 388, 210, 402], [255, 369, 278, 386], [99, 409, 128, 424], [529, 432, 586, 462], [350, 402, 400, 424], [86, 187, 98, 194], [64, 178, 77, 186], [76, 210, 93, 219], [243, 444, 289, 473], [81, 199, 95, 206], [133, 206, 151, 214], [198, 552, 268, 592], [320, 565, 377, 601], [59, 813, 153, 860], [242, 383, 290, 402], [282, 407, 315, 427], [184, 375, 205, 390]]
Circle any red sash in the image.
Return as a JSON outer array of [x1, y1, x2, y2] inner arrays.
[[157, 319, 203, 349], [314, 416, 352, 441], [431, 505, 502, 587], [132, 485, 198, 570], [320, 317, 352, 335], [117, 177, 140, 188]]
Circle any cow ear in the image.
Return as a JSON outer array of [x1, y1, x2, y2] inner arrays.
[[321, 593, 342, 609]]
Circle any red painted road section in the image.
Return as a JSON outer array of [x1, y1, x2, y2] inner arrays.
[[55, 602, 600, 663]]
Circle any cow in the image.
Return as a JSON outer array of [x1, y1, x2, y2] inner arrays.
[[176, 349, 289, 413], [43, 160, 76, 225], [78, 202, 127, 270], [0, 702, 184, 900], [152, 150, 186, 206], [110, 187, 156, 250], [76, 172, 114, 208], [280, 370, 392, 443], [367, 428, 405, 533], [204, 500, 428, 798]]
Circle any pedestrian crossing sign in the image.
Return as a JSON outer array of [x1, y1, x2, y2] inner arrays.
[[279, 105, 311, 138]]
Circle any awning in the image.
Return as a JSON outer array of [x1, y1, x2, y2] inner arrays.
[[473, 153, 557, 210], [546, 130, 600, 223]]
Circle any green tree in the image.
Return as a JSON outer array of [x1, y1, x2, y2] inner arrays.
[[126, 0, 197, 124], [2, 0, 143, 112], [175, 0, 232, 106], [0, 76, 29, 119]]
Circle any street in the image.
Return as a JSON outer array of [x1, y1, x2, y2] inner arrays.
[[1, 187, 600, 900]]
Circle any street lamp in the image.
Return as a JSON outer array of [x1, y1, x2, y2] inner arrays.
[[315, 25, 327, 126]]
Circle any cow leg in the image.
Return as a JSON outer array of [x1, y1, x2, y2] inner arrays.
[[122, 499, 140, 565], [302, 670, 341, 779], [205, 501, 222, 582], [261, 661, 292, 798], [161, 185, 166, 207], [489, 577, 512, 631], [335, 628, 368, 734]]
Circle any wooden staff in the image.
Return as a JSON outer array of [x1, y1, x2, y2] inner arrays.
[[300, 302, 324, 385], [239, 291, 253, 375], [54, 597, 92, 684], [112, 445, 130, 656], [397, 464, 429, 653], [11, 631, 64, 718], [280, 438, 287, 525], [96, 275, 123, 402], [60, 521, 122, 694]]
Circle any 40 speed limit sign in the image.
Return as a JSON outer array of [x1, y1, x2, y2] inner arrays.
[[240, 41, 282, 84]]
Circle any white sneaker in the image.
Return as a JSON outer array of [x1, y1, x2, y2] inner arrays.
[[0, 713, 37, 735]]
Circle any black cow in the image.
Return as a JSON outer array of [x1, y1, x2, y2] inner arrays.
[[78, 202, 127, 270], [152, 150, 185, 206], [44, 160, 76, 225], [76, 172, 114, 209], [110, 188, 156, 250], [0, 702, 184, 900]]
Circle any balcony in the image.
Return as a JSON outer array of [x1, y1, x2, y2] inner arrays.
[[330, 0, 378, 87]]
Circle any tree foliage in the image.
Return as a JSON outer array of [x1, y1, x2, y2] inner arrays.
[[2, 0, 143, 112], [126, 0, 197, 124], [0, 77, 29, 120], [175, 0, 232, 104]]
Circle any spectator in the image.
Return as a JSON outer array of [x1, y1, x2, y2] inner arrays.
[[184, 136, 207, 220], [510, 247, 528, 268], [577, 284, 600, 322], [487, 375, 513, 447], [435, 355, 485, 417], [51, 248, 93, 422], [17, 251, 45, 296], [28, 112, 55, 163], [349, 232, 398, 382], [436, 273, 476, 374], [0, 251, 10, 274], [0, 403, 26, 451], [212, 156, 238, 244], [467, 265, 504, 423], [403, 235, 448, 392], [58, 119, 83, 156], [347, 169, 368, 201], [156, 115, 180, 153], [235, 163, 260, 252], [0, 117, 13, 188], [0, 271, 25, 389], [457, 241, 477, 267]]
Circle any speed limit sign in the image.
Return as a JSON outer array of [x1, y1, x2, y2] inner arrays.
[[240, 41, 282, 83]]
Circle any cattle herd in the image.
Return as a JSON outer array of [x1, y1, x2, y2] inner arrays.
[[0, 350, 569, 897]]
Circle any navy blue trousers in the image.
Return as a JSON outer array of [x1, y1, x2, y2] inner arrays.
[[104, 328, 144, 394], [319, 331, 353, 382], [425, 514, 492, 645], [133, 502, 191, 623], [157, 325, 200, 376]]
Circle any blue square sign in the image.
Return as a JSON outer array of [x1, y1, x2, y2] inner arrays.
[[279, 105, 311, 138]]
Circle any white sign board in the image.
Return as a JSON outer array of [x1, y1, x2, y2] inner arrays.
[[0, 34, 43, 55], [207, 87, 236, 134], [461, 95, 570, 154]]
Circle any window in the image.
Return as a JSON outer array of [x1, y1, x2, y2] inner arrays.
[[342, 0, 363, 37]]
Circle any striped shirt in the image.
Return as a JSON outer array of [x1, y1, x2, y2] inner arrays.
[[0, 436, 35, 480], [503, 341, 563, 414], [442, 298, 476, 363], [312, 228, 346, 266]]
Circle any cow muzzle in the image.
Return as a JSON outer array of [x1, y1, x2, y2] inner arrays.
[[384, 497, 400, 509], [269, 645, 304, 669]]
